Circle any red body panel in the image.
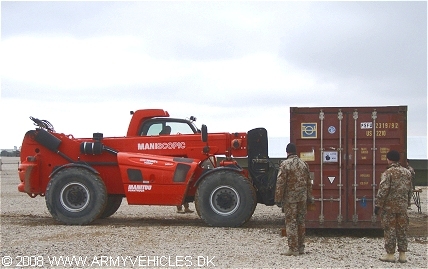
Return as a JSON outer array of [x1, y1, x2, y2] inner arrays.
[[117, 152, 199, 205], [291, 106, 407, 228]]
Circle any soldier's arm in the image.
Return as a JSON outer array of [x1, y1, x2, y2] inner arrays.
[[275, 170, 285, 203], [275, 163, 286, 203], [375, 172, 390, 208], [305, 163, 314, 203], [407, 171, 413, 206]]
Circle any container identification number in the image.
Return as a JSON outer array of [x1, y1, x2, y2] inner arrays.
[[365, 130, 387, 137], [376, 122, 399, 129], [361, 122, 399, 130], [363, 122, 399, 137]]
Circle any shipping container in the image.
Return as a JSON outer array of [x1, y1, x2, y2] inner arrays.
[[290, 106, 407, 229]]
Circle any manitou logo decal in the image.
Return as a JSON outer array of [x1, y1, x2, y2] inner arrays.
[[128, 184, 152, 192], [137, 142, 186, 150]]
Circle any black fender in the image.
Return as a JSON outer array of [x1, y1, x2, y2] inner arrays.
[[193, 165, 244, 187], [49, 163, 99, 179]]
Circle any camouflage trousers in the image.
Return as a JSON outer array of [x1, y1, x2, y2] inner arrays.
[[380, 211, 409, 254], [284, 201, 307, 252]]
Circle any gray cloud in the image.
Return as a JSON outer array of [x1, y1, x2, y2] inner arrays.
[[1, 1, 426, 150]]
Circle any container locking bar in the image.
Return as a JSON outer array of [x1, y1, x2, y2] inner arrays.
[[371, 110, 378, 223], [353, 110, 359, 224], [337, 110, 344, 224], [319, 110, 325, 225]]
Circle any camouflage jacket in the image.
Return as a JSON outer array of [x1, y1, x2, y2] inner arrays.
[[407, 165, 416, 189], [406, 165, 415, 181], [375, 162, 412, 213], [275, 154, 313, 204]]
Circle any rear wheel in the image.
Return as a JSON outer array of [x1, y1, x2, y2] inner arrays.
[[195, 170, 256, 227], [45, 168, 107, 225], [100, 195, 123, 218]]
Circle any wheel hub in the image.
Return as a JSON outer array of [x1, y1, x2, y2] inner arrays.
[[216, 190, 235, 210], [210, 186, 240, 216], [60, 182, 90, 212]]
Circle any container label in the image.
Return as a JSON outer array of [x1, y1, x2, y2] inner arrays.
[[301, 123, 317, 138], [328, 126, 336, 134], [300, 151, 315, 161], [323, 151, 338, 163], [360, 122, 372, 129]]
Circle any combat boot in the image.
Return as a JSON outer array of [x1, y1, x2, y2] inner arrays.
[[398, 252, 407, 263], [281, 250, 299, 256], [379, 253, 395, 263], [298, 247, 305, 255], [184, 208, 194, 213], [176, 206, 185, 214]]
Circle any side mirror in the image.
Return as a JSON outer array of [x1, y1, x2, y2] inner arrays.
[[201, 124, 208, 142]]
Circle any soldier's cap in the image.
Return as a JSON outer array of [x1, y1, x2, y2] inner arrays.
[[286, 143, 297, 153], [386, 150, 400, 162]]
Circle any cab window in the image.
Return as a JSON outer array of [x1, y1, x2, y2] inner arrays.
[[140, 120, 196, 136]]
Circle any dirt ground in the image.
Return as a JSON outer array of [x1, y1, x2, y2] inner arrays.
[[0, 157, 427, 268], [1, 157, 426, 236]]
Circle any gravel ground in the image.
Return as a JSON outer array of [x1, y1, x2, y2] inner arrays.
[[1, 157, 427, 268]]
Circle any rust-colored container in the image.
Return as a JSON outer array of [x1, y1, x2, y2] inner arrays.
[[290, 106, 407, 229]]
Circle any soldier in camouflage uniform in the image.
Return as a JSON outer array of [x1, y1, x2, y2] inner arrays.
[[375, 150, 412, 263], [275, 143, 313, 256]]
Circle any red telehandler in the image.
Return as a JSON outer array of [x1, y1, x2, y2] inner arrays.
[[18, 109, 278, 227]]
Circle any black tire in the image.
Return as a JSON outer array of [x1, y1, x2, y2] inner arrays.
[[195, 170, 256, 227], [100, 195, 123, 218], [45, 167, 107, 225]]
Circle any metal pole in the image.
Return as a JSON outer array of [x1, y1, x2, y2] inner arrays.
[[337, 110, 343, 224], [371, 110, 378, 223], [353, 110, 358, 224], [319, 110, 325, 224]]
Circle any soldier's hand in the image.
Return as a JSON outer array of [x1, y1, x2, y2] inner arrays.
[[374, 206, 380, 215], [307, 196, 315, 204]]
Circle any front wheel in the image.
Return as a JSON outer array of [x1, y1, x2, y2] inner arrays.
[[100, 195, 123, 218], [45, 168, 107, 225], [195, 170, 256, 227]]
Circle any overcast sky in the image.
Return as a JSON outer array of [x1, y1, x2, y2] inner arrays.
[[1, 1, 427, 158]]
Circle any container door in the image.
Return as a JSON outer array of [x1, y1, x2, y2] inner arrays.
[[291, 106, 407, 228], [299, 110, 347, 227], [347, 108, 407, 228], [347, 109, 378, 227]]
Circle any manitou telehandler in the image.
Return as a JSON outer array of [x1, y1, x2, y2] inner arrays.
[[18, 109, 278, 227]]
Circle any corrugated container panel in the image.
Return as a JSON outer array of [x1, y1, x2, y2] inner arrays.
[[290, 106, 407, 228]]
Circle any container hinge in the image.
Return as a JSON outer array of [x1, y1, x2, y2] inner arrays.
[[371, 110, 377, 120], [337, 215, 343, 224], [319, 214, 325, 224]]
